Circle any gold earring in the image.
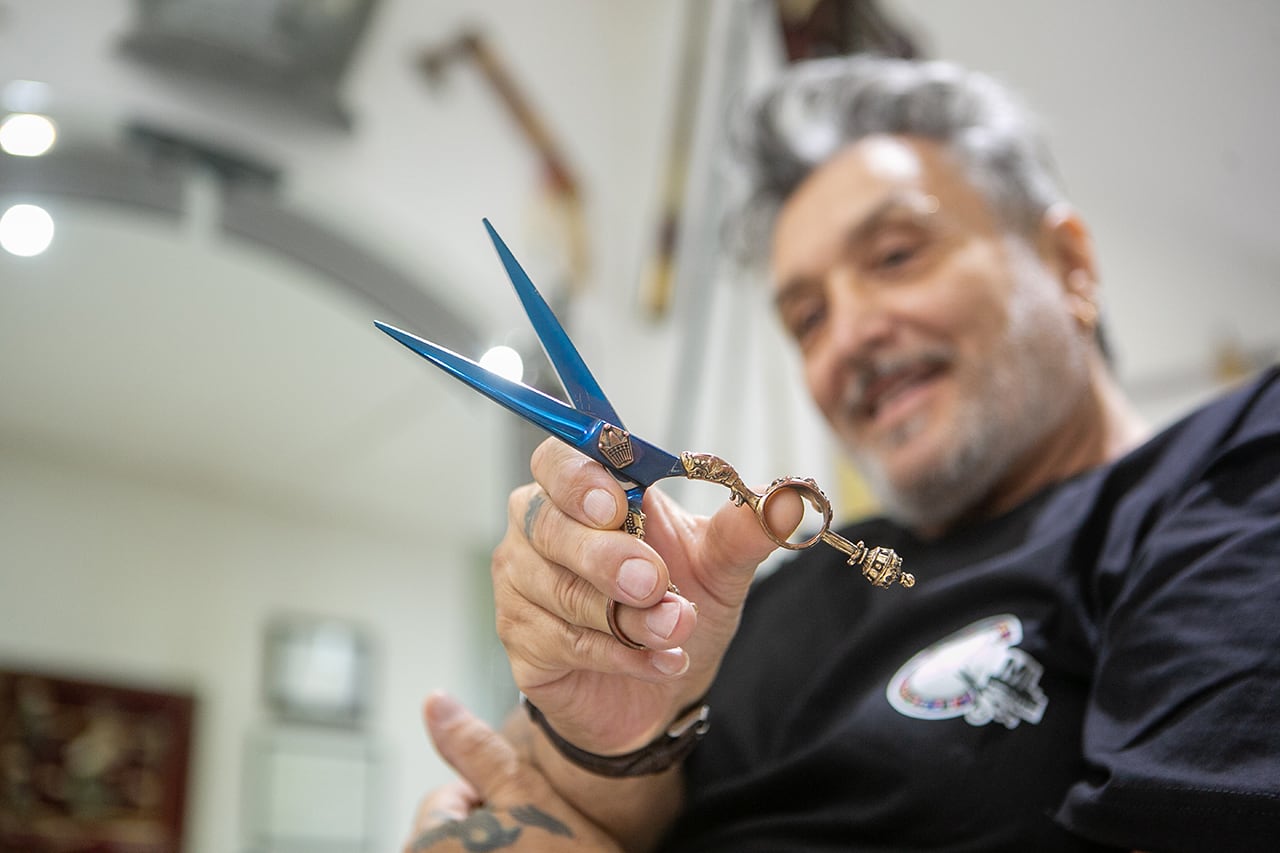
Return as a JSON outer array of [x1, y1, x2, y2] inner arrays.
[[1072, 297, 1099, 331]]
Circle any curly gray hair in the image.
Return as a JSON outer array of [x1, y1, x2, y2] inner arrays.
[[731, 54, 1066, 251], [729, 54, 1115, 361]]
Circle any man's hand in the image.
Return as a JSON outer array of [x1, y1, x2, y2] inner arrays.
[[404, 693, 622, 853], [494, 438, 799, 756]]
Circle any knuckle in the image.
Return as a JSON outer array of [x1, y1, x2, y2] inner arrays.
[[493, 606, 528, 654], [490, 544, 513, 584], [529, 437, 560, 477], [533, 439, 609, 503], [569, 530, 600, 574], [490, 550, 530, 614], [508, 481, 538, 514], [507, 490, 556, 555], [564, 622, 601, 662], [552, 567, 600, 628], [525, 507, 555, 556], [568, 528, 627, 590], [493, 612, 516, 651]]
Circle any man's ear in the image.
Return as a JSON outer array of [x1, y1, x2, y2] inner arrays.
[[1038, 203, 1100, 326]]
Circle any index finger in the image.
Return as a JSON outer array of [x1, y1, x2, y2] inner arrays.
[[530, 438, 629, 530]]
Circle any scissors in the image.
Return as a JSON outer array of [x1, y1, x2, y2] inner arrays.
[[376, 221, 911, 644]]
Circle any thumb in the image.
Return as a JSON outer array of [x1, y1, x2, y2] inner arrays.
[[695, 483, 804, 602], [707, 481, 803, 566], [424, 692, 523, 802]]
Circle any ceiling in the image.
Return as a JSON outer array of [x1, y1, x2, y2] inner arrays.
[[0, 190, 503, 540], [2, 0, 1278, 538]]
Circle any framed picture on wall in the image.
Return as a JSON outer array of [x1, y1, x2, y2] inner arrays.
[[0, 666, 195, 853]]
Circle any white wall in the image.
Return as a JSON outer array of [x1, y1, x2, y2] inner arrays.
[[0, 446, 491, 852], [889, 0, 1280, 423]]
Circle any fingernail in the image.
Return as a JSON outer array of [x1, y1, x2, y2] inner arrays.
[[427, 692, 465, 727], [618, 558, 658, 600], [645, 600, 680, 639], [583, 489, 617, 526], [652, 648, 689, 676]]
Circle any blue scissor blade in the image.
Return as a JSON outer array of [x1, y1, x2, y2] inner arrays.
[[376, 321, 688, 489], [617, 431, 690, 489], [375, 321, 597, 450], [482, 219, 623, 426]]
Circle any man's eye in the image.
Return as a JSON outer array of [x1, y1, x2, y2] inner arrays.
[[874, 242, 922, 270], [786, 304, 826, 345]]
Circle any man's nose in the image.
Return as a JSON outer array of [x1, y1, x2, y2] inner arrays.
[[824, 273, 894, 361]]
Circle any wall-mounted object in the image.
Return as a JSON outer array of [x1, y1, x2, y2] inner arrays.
[[243, 726, 378, 853], [262, 615, 372, 728], [119, 0, 382, 129], [0, 666, 194, 852]]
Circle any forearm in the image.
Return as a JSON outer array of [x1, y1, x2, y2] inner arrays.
[[503, 708, 685, 852]]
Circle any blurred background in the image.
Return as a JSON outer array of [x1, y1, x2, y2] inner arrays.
[[1, 1, 1276, 851]]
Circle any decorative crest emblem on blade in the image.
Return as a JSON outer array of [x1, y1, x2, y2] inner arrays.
[[598, 424, 634, 468]]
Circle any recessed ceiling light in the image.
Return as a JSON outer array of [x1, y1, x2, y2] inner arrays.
[[0, 203, 55, 256], [0, 112, 57, 157]]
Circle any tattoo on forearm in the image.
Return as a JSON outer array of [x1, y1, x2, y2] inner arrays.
[[410, 809, 517, 851], [524, 493, 546, 540], [409, 805, 573, 851]]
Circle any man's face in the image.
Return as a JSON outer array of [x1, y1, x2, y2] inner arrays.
[[770, 135, 1088, 530]]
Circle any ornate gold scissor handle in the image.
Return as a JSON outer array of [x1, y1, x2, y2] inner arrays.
[[607, 451, 911, 649], [679, 452, 914, 589]]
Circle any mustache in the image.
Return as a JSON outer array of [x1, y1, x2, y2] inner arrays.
[[840, 346, 955, 413]]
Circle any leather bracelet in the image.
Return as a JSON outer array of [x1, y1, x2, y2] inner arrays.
[[522, 695, 710, 777]]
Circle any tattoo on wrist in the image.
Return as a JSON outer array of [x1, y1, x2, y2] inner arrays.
[[409, 805, 572, 851], [523, 493, 546, 540]]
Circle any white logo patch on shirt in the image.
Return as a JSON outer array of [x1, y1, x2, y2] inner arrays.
[[886, 614, 1048, 729]]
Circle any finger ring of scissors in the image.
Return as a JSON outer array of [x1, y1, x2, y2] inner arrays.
[[375, 220, 913, 645], [680, 454, 910, 588], [606, 593, 651, 650]]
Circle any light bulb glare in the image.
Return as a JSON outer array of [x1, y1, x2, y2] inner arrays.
[[0, 204, 55, 256], [479, 345, 524, 383], [0, 113, 57, 156]]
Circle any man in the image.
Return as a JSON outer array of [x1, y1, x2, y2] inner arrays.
[[404, 56, 1280, 852]]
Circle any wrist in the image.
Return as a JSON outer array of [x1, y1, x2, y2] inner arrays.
[[522, 695, 710, 777]]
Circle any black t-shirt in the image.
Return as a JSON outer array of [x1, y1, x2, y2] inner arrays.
[[661, 368, 1280, 853]]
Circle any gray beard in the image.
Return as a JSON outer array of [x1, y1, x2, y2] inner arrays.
[[846, 247, 1088, 532], [852, 360, 1042, 532]]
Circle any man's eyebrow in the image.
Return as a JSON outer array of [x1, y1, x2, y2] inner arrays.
[[773, 280, 814, 310], [846, 193, 940, 246]]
